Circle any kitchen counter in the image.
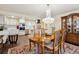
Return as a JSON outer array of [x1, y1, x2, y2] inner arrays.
[[0, 29, 25, 35]]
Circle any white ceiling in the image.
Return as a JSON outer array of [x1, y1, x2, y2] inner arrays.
[[0, 4, 79, 18]]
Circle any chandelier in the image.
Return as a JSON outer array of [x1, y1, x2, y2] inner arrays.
[[42, 4, 54, 24]]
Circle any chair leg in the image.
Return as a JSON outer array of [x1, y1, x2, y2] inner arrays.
[[37, 43, 41, 54], [41, 42, 45, 54], [61, 43, 65, 54], [58, 49, 59, 54], [63, 43, 65, 52], [42, 46, 44, 54], [53, 49, 55, 54], [53, 43, 55, 54], [60, 43, 65, 54], [58, 45, 60, 54], [34, 43, 36, 47], [40, 44, 44, 54], [1, 44, 4, 54], [60, 44, 62, 54], [29, 40, 31, 51]]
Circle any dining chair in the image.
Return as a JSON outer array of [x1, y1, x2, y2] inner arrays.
[[41, 28, 45, 36], [42, 30, 61, 54], [2, 35, 9, 52], [0, 35, 3, 53], [9, 34, 18, 47], [33, 33, 41, 47], [29, 33, 41, 54], [60, 29, 66, 53], [0, 42, 3, 54]]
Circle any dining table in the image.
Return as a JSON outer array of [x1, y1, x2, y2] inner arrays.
[[29, 34, 55, 54]]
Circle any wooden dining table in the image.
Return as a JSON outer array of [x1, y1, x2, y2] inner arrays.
[[29, 34, 55, 54]]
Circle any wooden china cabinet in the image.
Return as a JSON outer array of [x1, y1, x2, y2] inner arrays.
[[61, 13, 79, 45]]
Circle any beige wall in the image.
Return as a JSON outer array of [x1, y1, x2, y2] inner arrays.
[[54, 9, 79, 31]]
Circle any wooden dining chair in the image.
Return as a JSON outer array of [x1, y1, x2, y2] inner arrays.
[[29, 29, 41, 51], [0, 35, 3, 53], [41, 28, 45, 36], [9, 34, 18, 47], [60, 29, 66, 53], [0, 42, 3, 53], [42, 30, 61, 54], [33, 33, 41, 46]]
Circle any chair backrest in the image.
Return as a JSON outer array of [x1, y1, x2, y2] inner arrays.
[[0, 35, 3, 44], [41, 28, 45, 36], [54, 30, 61, 46], [2, 35, 8, 44], [34, 29, 41, 36], [9, 35, 18, 44], [34, 33, 41, 40], [62, 29, 66, 42]]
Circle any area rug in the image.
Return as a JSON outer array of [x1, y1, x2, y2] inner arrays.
[[7, 42, 79, 54]]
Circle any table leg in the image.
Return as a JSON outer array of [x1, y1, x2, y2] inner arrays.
[[41, 42, 44, 54], [37, 43, 39, 53], [37, 43, 44, 54], [29, 39, 31, 51], [34, 43, 36, 47]]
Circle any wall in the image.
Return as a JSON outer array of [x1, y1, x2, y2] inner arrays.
[[1, 9, 79, 32], [54, 9, 79, 31], [0, 10, 40, 28], [0, 10, 39, 20], [0, 15, 4, 24]]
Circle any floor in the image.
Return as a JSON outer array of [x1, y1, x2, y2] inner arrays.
[[2, 35, 79, 54], [64, 43, 79, 54]]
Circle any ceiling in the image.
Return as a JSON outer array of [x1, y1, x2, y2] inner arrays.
[[0, 4, 79, 18]]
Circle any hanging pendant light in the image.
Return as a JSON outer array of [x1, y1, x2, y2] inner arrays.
[[42, 4, 54, 24]]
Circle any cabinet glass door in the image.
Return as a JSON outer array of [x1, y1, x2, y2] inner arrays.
[[73, 16, 79, 33], [67, 17, 72, 33], [62, 18, 67, 30]]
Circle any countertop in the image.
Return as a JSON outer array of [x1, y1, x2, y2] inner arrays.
[[0, 29, 25, 35]]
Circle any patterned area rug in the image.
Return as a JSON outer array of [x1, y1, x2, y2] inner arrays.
[[64, 43, 79, 54], [8, 42, 79, 54], [1, 35, 79, 54]]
